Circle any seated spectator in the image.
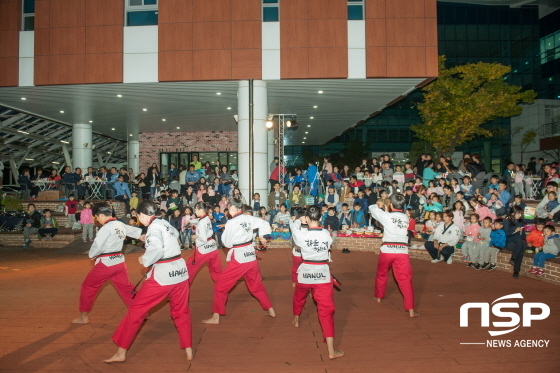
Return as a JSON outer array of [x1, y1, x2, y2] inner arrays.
[[528, 224, 560, 277], [350, 202, 366, 228], [486, 193, 505, 215], [38, 209, 58, 240], [22, 203, 42, 248], [484, 180, 511, 216], [273, 204, 291, 228], [423, 194, 443, 213], [460, 176, 473, 199], [257, 206, 270, 222], [441, 185, 456, 211], [338, 203, 351, 228], [268, 183, 287, 223], [510, 194, 526, 212], [325, 186, 339, 208], [535, 181, 560, 219], [538, 191, 559, 219], [425, 211, 462, 264], [526, 219, 545, 254], [348, 176, 365, 192], [169, 176, 181, 192], [469, 198, 496, 222], [325, 207, 339, 233], [113, 175, 132, 214], [18, 168, 32, 199], [48, 169, 62, 189], [480, 218, 506, 271]]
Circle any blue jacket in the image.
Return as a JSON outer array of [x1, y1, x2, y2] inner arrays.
[[113, 181, 132, 198], [185, 171, 200, 184], [168, 167, 178, 181], [350, 209, 366, 227], [485, 190, 512, 209], [108, 172, 118, 185], [307, 165, 318, 184], [212, 212, 225, 232], [422, 168, 440, 187], [293, 175, 306, 185], [489, 229, 506, 249], [18, 174, 32, 188], [354, 197, 368, 213]]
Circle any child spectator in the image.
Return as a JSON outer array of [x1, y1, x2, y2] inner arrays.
[[481, 218, 506, 271], [382, 162, 393, 182], [319, 205, 329, 226], [413, 177, 423, 193], [65, 194, 78, 228], [469, 198, 496, 222], [421, 211, 438, 240], [487, 193, 504, 215], [404, 162, 415, 183], [219, 195, 228, 214], [514, 164, 526, 199], [129, 191, 139, 211], [212, 205, 227, 247], [258, 206, 270, 222], [460, 177, 473, 199], [324, 207, 339, 233], [80, 201, 94, 242], [463, 214, 480, 264], [39, 209, 59, 240], [273, 204, 291, 228], [252, 193, 262, 214], [354, 190, 368, 213], [405, 208, 416, 239], [344, 191, 355, 208], [426, 180, 438, 196], [455, 191, 470, 212], [393, 165, 405, 190], [166, 189, 182, 215], [475, 217, 493, 269], [338, 203, 351, 228], [435, 178, 447, 196], [423, 195, 443, 213], [325, 187, 339, 209], [169, 176, 181, 192], [168, 208, 182, 232], [540, 191, 559, 219], [391, 180, 401, 194], [180, 206, 195, 249], [526, 219, 545, 254], [524, 172, 534, 200], [528, 225, 560, 277], [449, 178, 460, 194], [452, 200, 466, 232], [378, 190, 390, 207], [350, 202, 366, 228]]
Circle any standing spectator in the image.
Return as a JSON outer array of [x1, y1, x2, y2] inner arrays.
[[466, 154, 486, 194], [269, 162, 286, 192], [503, 206, 526, 279], [178, 165, 187, 195], [80, 201, 94, 242], [270, 156, 279, 173], [422, 161, 440, 187], [457, 153, 471, 174], [189, 155, 202, 170], [18, 168, 32, 199], [65, 195, 79, 228], [22, 203, 42, 248], [0, 160, 3, 186], [415, 154, 426, 177], [220, 166, 234, 197], [527, 157, 537, 175], [168, 163, 178, 181]]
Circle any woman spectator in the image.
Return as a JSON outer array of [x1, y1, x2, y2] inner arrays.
[[147, 163, 159, 177], [128, 168, 135, 182], [48, 169, 62, 189], [503, 206, 527, 279], [197, 184, 209, 203], [468, 198, 496, 222], [182, 185, 198, 209], [220, 166, 234, 197], [340, 165, 351, 179], [458, 153, 471, 174], [322, 157, 333, 182], [466, 154, 486, 194], [422, 161, 440, 187], [146, 167, 160, 200], [136, 173, 150, 199], [208, 166, 221, 185], [74, 168, 87, 199], [232, 187, 246, 204], [425, 211, 462, 264], [203, 161, 212, 176]]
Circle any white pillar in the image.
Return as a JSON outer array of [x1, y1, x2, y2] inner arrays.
[[128, 140, 140, 174], [238, 80, 268, 203], [267, 127, 275, 173], [72, 123, 93, 171]]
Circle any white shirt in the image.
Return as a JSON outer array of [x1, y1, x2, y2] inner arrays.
[[289, 219, 306, 257], [291, 221, 332, 284], [369, 205, 409, 254], [142, 218, 188, 285], [89, 220, 139, 266], [433, 222, 462, 247], [195, 215, 217, 254], [222, 213, 271, 263]]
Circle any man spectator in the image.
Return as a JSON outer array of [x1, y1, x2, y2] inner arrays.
[[536, 158, 545, 176], [349, 176, 365, 193], [527, 157, 537, 175], [185, 164, 200, 188], [441, 185, 457, 211], [97, 166, 109, 200], [536, 181, 560, 219], [168, 163, 178, 181], [485, 181, 511, 216], [178, 165, 187, 194], [22, 203, 41, 248], [270, 156, 279, 173], [119, 167, 129, 183], [503, 162, 515, 191], [113, 175, 132, 214], [18, 168, 32, 199], [269, 161, 286, 192]]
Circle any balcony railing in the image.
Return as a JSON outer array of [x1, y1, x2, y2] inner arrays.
[[540, 121, 560, 138]]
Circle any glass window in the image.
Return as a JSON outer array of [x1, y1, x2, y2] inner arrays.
[[22, 0, 35, 31], [126, 0, 158, 26], [23, 0, 34, 13], [348, 5, 363, 20], [263, 6, 278, 22], [23, 16, 34, 31], [263, 0, 278, 3]]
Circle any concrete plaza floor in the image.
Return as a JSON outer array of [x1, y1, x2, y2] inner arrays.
[[0, 244, 559, 372]]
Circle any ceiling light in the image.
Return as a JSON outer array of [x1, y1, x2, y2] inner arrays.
[[216, 92, 221, 95], [17, 130, 29, 134], [143, 108, 147, 111], [52, 161, 60, 164], [318, 91, 323, 94], [107, 152, 111, 154], [302, 142, 305, 143], [313, 105, 317, 108], [21, 97, 26, 100], [227, 107, 231, 110], [89, 120, 93, 123], [117, 94, 122, 97], [60, 110, 64, 113], [111, 128, 115, 130], [25, 158, 34, 161], [176, 127, 180, 129], [286, 116, 298, 129], [61, 140, 69, 144], [305, 131, 308, 134], [303, 137, 306, 139], [129, 134, 133, 136], [162, 119, 166, 122], [310, 117, 314, 119]]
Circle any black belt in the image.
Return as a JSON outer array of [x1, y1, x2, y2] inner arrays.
[[232, 240, 253, 248], [97, 251, 122, 258], [156, 254, 182, 263]]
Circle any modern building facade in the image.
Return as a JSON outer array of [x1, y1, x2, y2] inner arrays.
[[0, 0, 438, 199]]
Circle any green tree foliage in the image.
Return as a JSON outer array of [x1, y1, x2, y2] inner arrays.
[[411, 56, 536, 157], [339, 141, 369, 167]]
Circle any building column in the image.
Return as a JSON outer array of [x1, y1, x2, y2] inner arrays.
[[267, 126, 275, 172], [128, 140, 140, 174], [238, 80, 268, 203], [72, 123, 92, 171]]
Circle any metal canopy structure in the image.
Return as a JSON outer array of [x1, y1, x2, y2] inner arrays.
[[0, 104, 127, 180]]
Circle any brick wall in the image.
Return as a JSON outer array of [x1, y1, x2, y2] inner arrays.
[[265, 237, 560, 286], [139, 131, 238, 173]]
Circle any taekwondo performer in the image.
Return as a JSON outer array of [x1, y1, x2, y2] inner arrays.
[[291, 206, 344, 360], [72, 202, 138, 324], [202, 198, 275, 324], [289, 210, 306, 287], [104, 201, 193, 363], [369, 194, 420, 318], [187, 202, 223, 284]]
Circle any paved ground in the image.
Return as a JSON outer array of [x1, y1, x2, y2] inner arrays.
[[0, 244, 559, 372]]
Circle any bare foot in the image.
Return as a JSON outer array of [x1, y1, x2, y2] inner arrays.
[[71, 314, 89, 324], [409, 310, 421, 318], [292, 316, 300, 328], [265, 307, 276, 318], [185, 347, 193, 361], [329, 350, 345, 360], [373, 297, 382, 303], [103, 348, 127, 364], [202, 313, 220, 324], [292, 282, 296, 288]]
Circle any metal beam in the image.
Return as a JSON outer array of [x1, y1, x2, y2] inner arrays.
[[8, 157, 19, 182], [62, 144, 72, 170], [103, 142, 119, 165], [0, 113, 27, 128], [17, 150, 30, 168]]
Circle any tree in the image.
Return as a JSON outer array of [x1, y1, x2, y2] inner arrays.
[[511, 127, 537, 164], [411, 56, 536, 157], [339, 141, 370, 167], [407, 141, 435, 163]]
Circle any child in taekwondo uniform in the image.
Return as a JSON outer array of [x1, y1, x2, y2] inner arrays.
[[202, 198, 275, 325], [105, 201, 193, 363], [289, 211, 307, 287], [291, 205, 345, 360], [186, 201, 223, 284], [369, 194, 420, 318], [72, 202, 138, 325]]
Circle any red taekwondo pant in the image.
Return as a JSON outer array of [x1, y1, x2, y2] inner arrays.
[[186, 249, 223, 285], [375, 253, 415, 311], [212, 257, 272, 315], [79, 262, 134, 313], [292, 256, 303, 283], [112, 277, 192, 349], [293, 282, 335, 341]]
